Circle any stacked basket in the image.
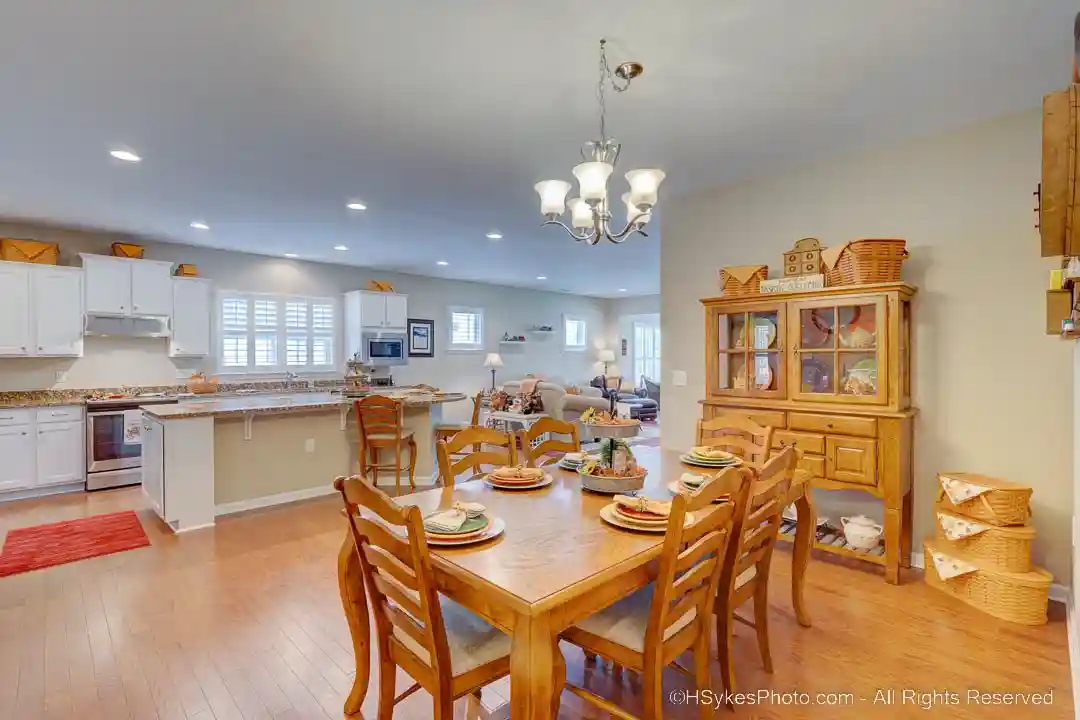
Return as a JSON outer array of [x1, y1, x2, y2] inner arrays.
[[924, 472, 1051, 625]]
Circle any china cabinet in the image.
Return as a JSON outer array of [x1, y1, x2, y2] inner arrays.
[[702, 281, 916, 583]]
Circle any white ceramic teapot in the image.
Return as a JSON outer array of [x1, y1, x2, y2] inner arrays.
[[840, 515, 883, 551]]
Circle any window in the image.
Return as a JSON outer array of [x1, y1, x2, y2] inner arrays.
[[633, 321, 661, 382], [449, 307, 484, 351], [564, 315, 587, 351], [218, 292, 338, 373]]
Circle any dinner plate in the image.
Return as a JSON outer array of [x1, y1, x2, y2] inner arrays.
[[680, 454, 742, 469], [426, 518, 506, 547], [690, 447, 737, 461], [614, 504, 669, 525], [600, 504, 693, 533], [666, 479, 731, 504], [424, 514, 490, 537], [753, 317, 777, 349], [484, 474, 554, 491]]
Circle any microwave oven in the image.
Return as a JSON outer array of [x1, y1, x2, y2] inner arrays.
[[361, 332, 408, 366]]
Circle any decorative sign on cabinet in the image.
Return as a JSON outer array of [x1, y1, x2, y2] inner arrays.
[[701, 281, 917, 584], [0, 261, 84, 357], [170, 277, 213, 357], [81, 253, 174, 317], [0, 407, 84, 498]]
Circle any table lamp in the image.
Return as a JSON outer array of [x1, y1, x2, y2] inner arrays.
[[483, 353, 504, 391], [598, 349, 616, 376]]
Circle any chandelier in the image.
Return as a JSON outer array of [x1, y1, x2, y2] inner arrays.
[[534, 39, 665, 245]]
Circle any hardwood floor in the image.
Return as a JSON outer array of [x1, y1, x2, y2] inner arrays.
[[0, 487, 1072, 719]]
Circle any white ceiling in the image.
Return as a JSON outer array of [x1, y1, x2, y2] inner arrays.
[[0, 0, 1073, 297]]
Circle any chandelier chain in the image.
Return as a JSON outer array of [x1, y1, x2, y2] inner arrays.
[[597, 40, 610, 143]]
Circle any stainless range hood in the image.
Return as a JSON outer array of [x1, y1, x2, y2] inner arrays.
[[84, 314, 170, 338]]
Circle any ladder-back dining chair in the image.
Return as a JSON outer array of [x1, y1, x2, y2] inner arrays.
[[334, 474, 511, 719], [696, 413, 774, 465], [557, 465, 755, 720], [517, 417, 581, 468], [356, 395, 418, 496], [714, 446, 797, 702], [433, 392, 483, 445], [434, 426, 516, 485]]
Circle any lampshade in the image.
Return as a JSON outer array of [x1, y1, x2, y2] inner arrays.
[[597, 349, 616, 363], [621, 192, 651, 226], [568, 198, 594, 228], [483, 353, 504, 368], [573, 161, 614, 202], [534, 180, 571, 215], [625, 169, 666, 207]]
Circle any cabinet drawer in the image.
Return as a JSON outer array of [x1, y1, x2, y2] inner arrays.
[[710, 408, 786, 429], [789, 412, 876, 438], [798, 454, 825, 477], [0, 408, 32, 427], [825, 437, 877, 487], [772, 430, 825, 455], [36, 406, 82, 424]]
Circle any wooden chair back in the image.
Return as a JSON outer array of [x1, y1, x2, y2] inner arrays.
[[468, 391, 482, 426], [518, 417, 581, 467], [435, 426, 516, 484], [696, 413, 774, 465], [644, 465, 754, 662], [356, 395, 404, 442], [721, 446, 797, 609], [334, 474, 452, 690]]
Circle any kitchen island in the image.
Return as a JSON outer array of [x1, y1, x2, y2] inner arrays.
[[140, 390, 465, 532]]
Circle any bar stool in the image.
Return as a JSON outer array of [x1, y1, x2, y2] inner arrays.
[[355, 395, 417, 496], [434, 391, 483, 443]]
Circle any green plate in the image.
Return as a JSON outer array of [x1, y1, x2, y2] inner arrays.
[[425, 514, 489, 536], [852, 358, 877, 372]]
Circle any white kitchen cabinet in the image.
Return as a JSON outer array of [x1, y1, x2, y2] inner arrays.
[[33, 266, 84, 356], [170, 277, 212, 357], [142, 416, 165, 518], [345, 290, 409, 332], [36, 421, 84, 486], [142, 414, 214, 532], [0, 424, 35, 493], [384, 293, 408, 329], [81, 254, 174, 317], [0, 263, 31, 355]]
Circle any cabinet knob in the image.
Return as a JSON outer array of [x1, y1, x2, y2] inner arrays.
[[826, 422, 834, 429], [21, 431, 27, 436]]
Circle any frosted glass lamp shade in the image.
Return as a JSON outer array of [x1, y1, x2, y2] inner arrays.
[[625, 169, 666, 207], [622, 192, 651, 226], [573, 161, 614, 202], [568, 198, 594, 228], [535, 180, 571, 215], [483, 353, 504, 368], [597, 349, 616, 363]]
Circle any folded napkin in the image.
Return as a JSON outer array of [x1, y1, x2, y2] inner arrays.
[[563, 452, 585, 463], [680, 472, 707, 488], [691, 446, 733, 460], [613, 495, 671, 518], [424, 502, 486, 533], [491, 466, 543, 481]]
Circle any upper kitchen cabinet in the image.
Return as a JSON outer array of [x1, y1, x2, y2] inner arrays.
[[170, 277, 212, 357], [345, 290, 408, 331], [0, 261, 83, 357], [81, 254, 173, 317]]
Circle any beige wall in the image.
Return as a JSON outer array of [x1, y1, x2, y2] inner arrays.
[[0, 225, 609, 423], [661, 109, 1073, 582]]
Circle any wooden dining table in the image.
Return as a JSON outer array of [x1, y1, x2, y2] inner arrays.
[[336, 446, 815, 720]]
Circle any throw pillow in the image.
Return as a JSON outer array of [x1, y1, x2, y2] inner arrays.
[[520, 390, 544, 414]]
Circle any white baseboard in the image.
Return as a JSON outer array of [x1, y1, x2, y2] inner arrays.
[[373, 471, 439, 488], [215, 485, 338, 516], [910, 551, 1070, 605], [0, 481, 85, 504]]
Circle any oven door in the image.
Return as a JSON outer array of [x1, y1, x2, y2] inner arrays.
[[87, 411, 143, 473], [364, 334, 407, 366]]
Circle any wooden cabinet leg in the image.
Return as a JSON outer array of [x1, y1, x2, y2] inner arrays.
[[337, 532, 370, 714], [901, 488, 914, 568], [884, 507, 902, 585], [791, 489, 814, 628]]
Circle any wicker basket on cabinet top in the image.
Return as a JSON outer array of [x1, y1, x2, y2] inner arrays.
[[110, 242, 145, 259], [935, 472, 1032, 526], [719, 265, 768, 298], [0, 238, 59, 265], [933, 507, 1034, 573]]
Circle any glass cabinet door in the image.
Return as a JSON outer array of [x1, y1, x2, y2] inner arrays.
[[708, 303, 785, 398], [787, 296, 886, 404]]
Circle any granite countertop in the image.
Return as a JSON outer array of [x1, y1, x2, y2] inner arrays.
[[141, 390, 467, 419]]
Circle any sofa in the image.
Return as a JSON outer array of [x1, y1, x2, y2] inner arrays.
[[500, 379, 609, 422], [589, 375, 659, 421]]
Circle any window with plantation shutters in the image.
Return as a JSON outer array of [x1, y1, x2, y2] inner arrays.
[[218, 292, 339, 373], [563, 315, 588, 351], [449, 307, 484, 351]]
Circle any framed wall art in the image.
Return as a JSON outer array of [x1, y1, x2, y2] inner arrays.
[[408, 318, 435, 357]]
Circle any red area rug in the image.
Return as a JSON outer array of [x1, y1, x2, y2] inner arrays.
[[0, 510, 150, 577]]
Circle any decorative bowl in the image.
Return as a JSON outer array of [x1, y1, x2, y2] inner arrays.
[[579, 468, 647, 494]]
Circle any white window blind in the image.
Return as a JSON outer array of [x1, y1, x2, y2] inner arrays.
[[564, 316, 587, 350], [218, 292, 339, 373], [449, 307, 484, 350]]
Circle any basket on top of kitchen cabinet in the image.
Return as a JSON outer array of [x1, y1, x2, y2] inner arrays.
[[1, 238, 59, 265]]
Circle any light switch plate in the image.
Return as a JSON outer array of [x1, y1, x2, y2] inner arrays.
[[304, 438, 316, 453], [672, 370, 688, 387], [54, 370, 67, 383]]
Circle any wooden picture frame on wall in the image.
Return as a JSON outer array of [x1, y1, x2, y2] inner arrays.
[[408, 318, 435, 357]]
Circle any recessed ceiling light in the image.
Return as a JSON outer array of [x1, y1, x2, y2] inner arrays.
[[109, 149, 141, 163], [436, 260, 449, 266], [346, 202, 367, 211], [189, 221, 209, 230], [618, 288, 628, 292], [333, 245, 348, 251], [536, 276, 547, 280], [486, 231, 503, 240], [284, 253, 298, 258]]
